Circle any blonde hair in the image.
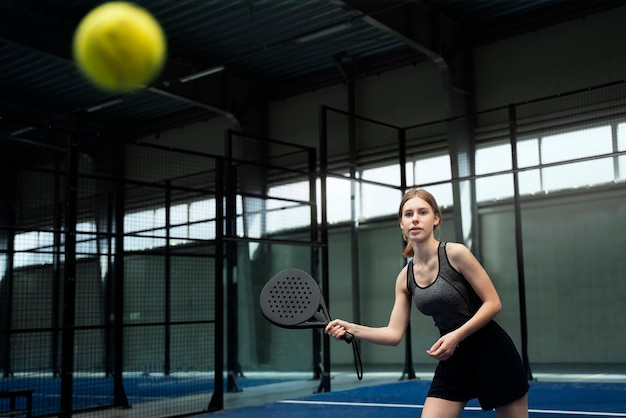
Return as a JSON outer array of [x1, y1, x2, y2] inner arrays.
[[398, 189, 441, 257]]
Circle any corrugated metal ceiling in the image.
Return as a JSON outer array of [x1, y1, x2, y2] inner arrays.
[[1, 0, 624, 158]]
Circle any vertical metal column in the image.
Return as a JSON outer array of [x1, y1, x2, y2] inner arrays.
[[51, 159, 62, 377], [0, 197, 15, 378], [447, 120, 478, 252], [222, 131, 244, 392], [317, 106, 331, 393], [508, 105, 533, 380], [59, 135, 78, 418], [224, 142, 242, 393], [112, 156, 129, 408], [309, 146, 323, 382], [208, 158, 225, 412], [103, 193, 114, 377], [335, 54, 362, 341], [164, 181, 172, 376], [399, 129, 416, 381]]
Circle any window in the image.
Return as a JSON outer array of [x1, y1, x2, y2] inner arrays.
[[10, 118, 626, 268], [169, 204, 190, 246], [189, 199, 216, 240], [517, 139, 540, 168], [13, 231, 54, 267], [125, 210, 161, 250], [616, 123, 626, 181], [361, 165, 401, 219], [76, 221, 97, 256], [323, 176, 352, 224], [414, 155, 453, 207], [476, 143, 511, 175], [516, 138, 542, 196], [476, 143, 512, 202], [267, 181, 312, 232], [541, 126, 612, 164], [475, 125, 617, 201], [540, 126, 613, 191]]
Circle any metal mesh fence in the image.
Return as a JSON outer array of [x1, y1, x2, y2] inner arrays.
[[322, 81, 626, 377], [0, 139, 222, 417], [2, 79, 626, 418]]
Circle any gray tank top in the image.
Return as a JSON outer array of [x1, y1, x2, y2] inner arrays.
[[407, 241, 482, 334]]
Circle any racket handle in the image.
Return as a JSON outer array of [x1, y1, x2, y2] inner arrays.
[[341, 331, 354, 344]]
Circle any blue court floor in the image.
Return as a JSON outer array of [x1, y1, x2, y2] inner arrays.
[[5, 371, 625, 417], [200, 376, 626, 418]]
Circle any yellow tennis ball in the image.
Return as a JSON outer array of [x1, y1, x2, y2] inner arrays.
[[73, 2, 166, 93]]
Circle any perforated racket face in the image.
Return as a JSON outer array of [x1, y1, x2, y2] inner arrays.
[[259, 269, 322, 327]]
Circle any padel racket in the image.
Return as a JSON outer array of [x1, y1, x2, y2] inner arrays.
[[259, 268, 363, 379]]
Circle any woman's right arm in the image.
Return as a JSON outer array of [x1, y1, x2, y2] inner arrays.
[[325, 265, 411, 346]]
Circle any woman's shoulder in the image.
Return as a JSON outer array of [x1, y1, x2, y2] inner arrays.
[[443, 241, 468, 253], [396, 262, 413, 282], [397, 262, 410, 278], [443, 241, 483, 274], [442, 241, 472, 262]]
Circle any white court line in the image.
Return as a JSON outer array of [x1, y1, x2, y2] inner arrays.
[[279, 400, 626, 417]]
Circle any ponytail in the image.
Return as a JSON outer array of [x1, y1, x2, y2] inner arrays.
[[402, 241, 414, 258]]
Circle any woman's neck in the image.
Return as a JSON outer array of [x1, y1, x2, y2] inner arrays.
[[412, 238, 438, 265]]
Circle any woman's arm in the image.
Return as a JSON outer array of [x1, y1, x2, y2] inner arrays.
[[325, 265, 412, 346]]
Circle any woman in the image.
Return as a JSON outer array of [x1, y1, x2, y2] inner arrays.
[[325, 189, 529, 418]]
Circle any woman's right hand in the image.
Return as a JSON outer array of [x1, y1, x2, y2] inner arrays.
[[325, 319, 351, 340]]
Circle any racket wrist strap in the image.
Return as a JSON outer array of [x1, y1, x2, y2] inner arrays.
[[351, 339, 363, 381]]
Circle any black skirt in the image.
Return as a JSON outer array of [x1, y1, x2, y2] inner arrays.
[[427, 320, 530, 411]]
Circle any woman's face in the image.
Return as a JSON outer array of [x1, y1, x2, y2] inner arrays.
[[399, 196, 440, 242]]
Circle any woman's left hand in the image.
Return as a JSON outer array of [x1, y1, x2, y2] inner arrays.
[[426, 333, 460, 361]]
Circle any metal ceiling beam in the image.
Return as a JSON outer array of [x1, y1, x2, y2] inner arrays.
[[470, 0, 626, 45], [339, 0, 473, 101], [340, 0, 479, 252], [0, 5, 254, 136], [0, 6, 104, 142], [0, 5, 74, 60], [0, 4, 194, 82]]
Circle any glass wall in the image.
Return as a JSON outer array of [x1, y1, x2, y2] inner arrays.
[[3, 79, 626, 418], [266, 84, 626, 374]]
